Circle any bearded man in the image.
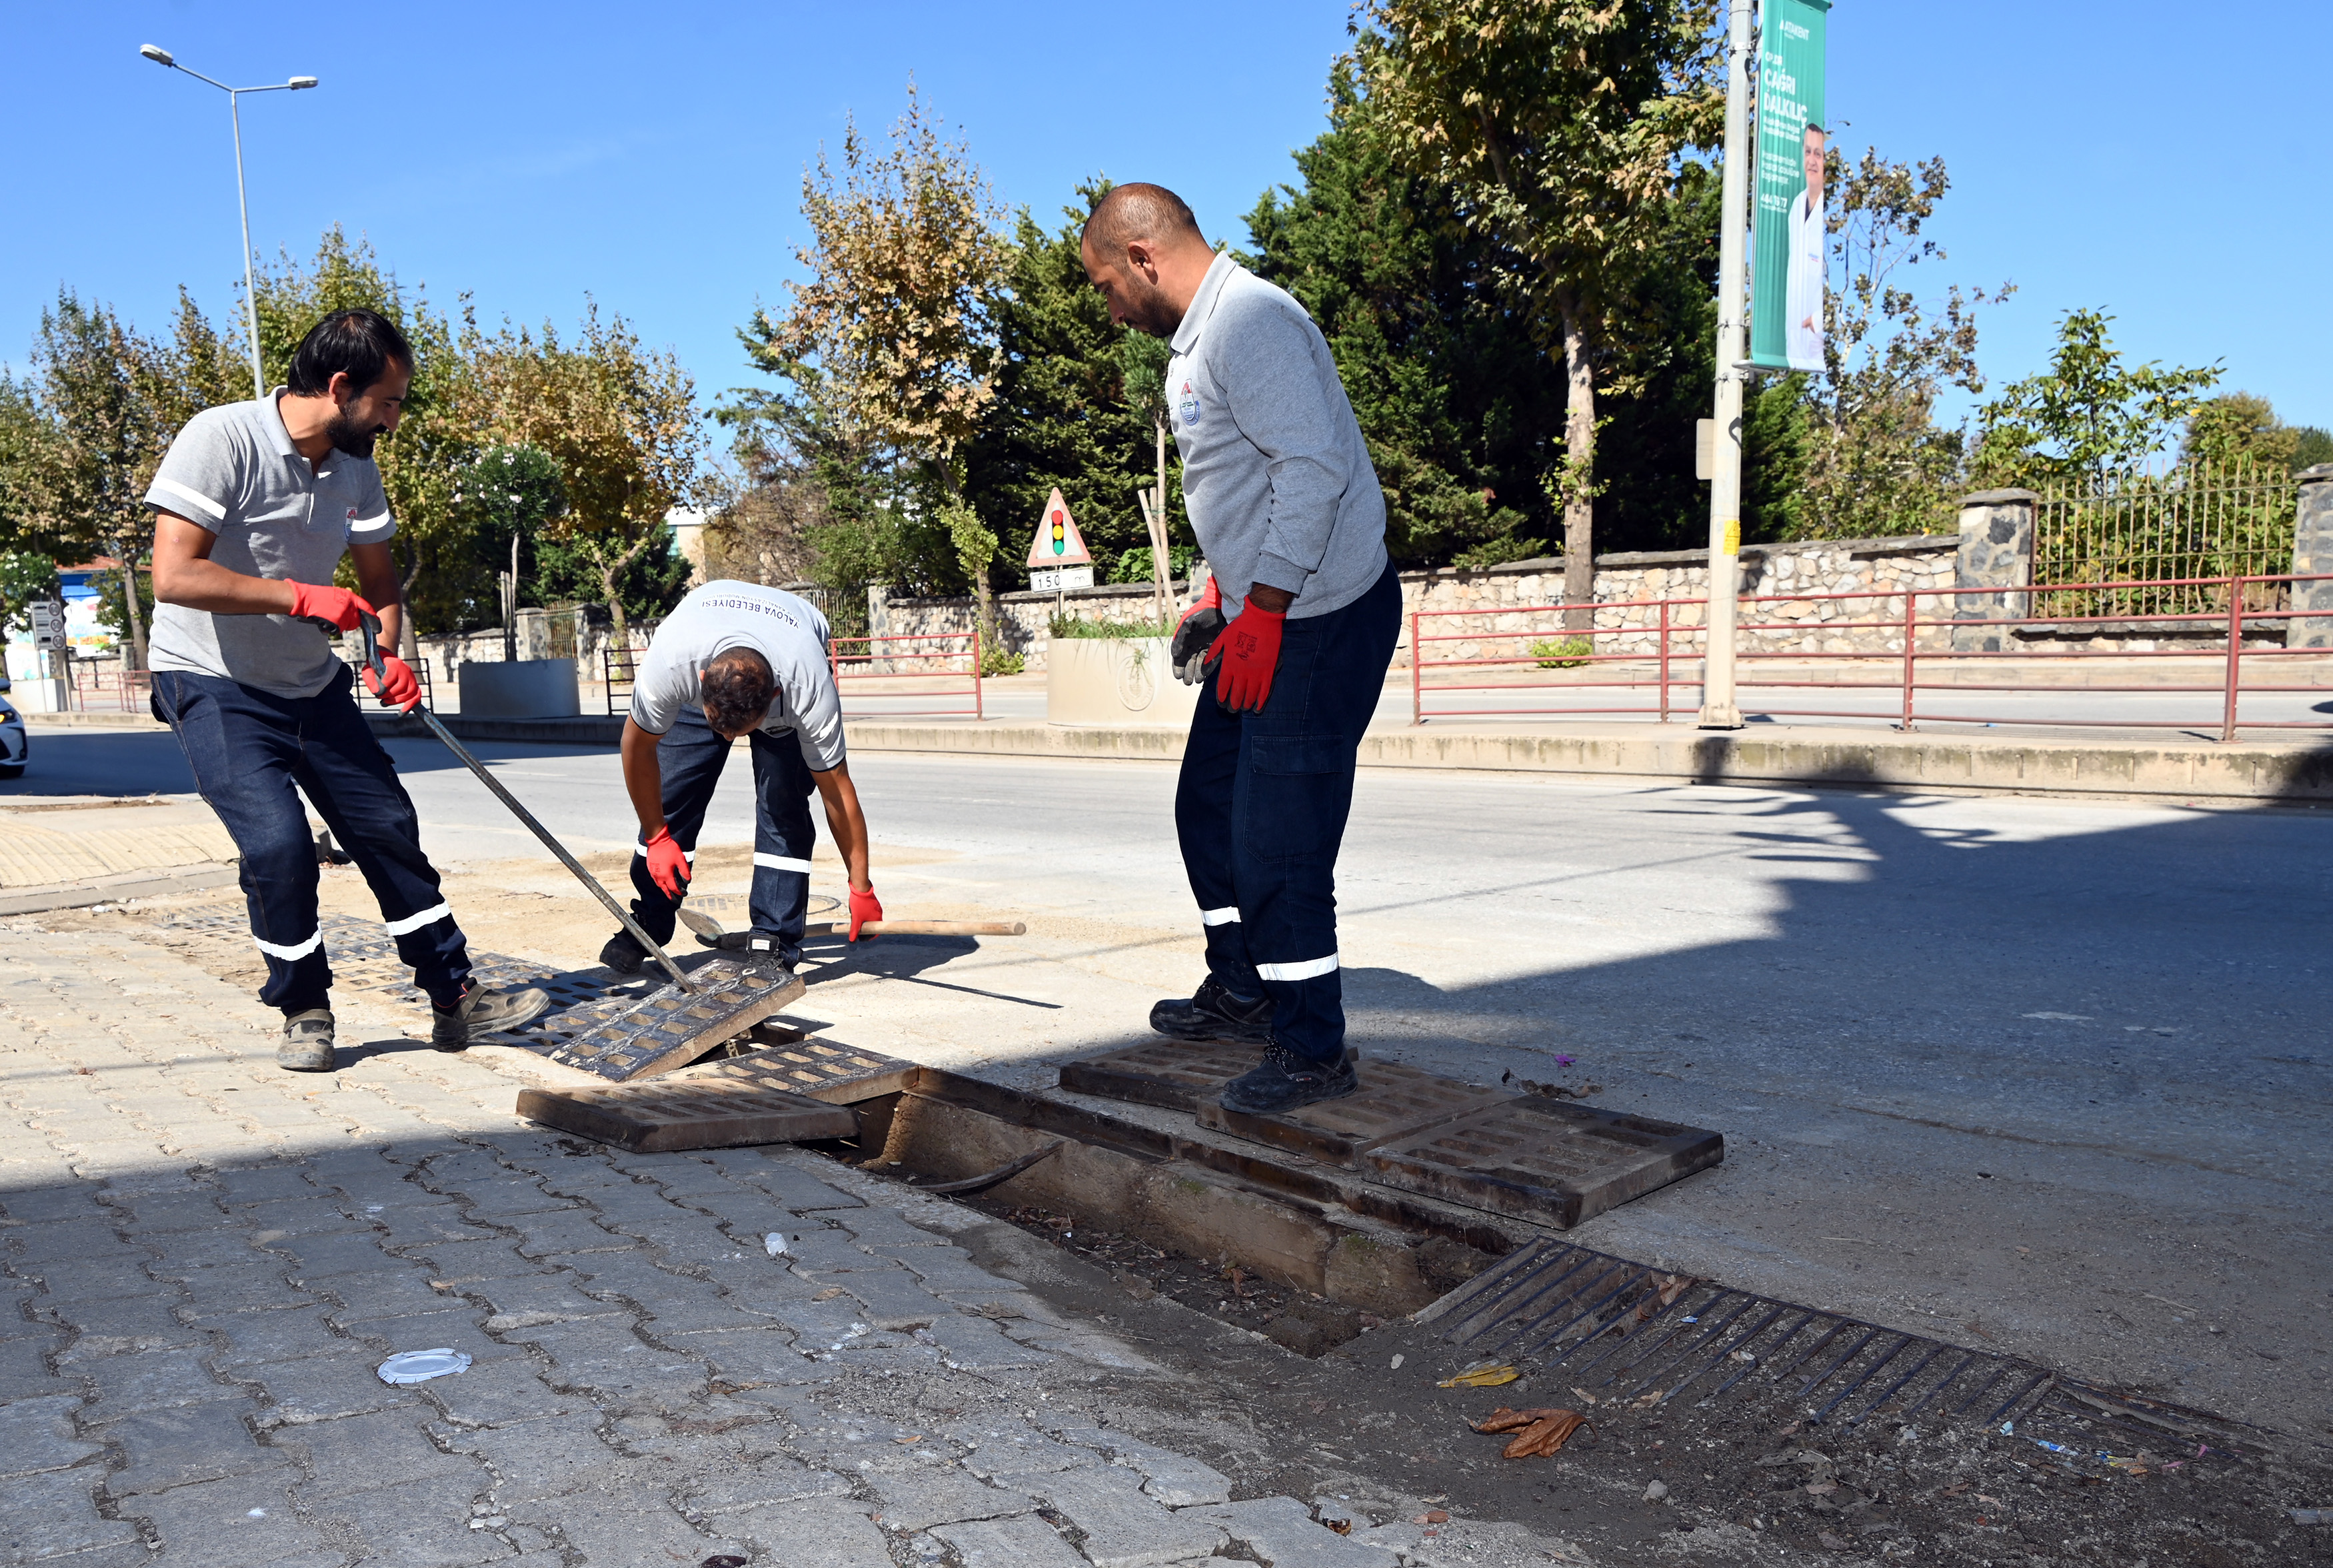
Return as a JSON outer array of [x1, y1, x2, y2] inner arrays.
[[147, 309, 548, 1072]]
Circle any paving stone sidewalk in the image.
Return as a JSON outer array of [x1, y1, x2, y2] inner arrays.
[[1, 925, 1550, 1567]]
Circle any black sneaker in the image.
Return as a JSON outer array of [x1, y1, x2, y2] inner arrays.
[[431, 985, 552, 1051], [1218, 1042, 1359, 1116], [1150, 976, 1273, 1044], [599, 928, 648, 975]]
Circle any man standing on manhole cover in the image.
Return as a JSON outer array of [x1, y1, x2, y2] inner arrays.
[[1081, 184, 1398, 1114], [144, 309, 550, 1073], [600, 580, 880, 977]]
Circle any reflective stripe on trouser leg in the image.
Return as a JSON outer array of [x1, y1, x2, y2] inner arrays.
[[627, 706, 732, 945], [1175, 682, 1262, 998], [148, 669, 335, 1014], [746, 728, 820, 962]]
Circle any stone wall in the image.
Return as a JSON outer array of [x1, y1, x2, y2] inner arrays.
[[864, 537, 1966, 672]]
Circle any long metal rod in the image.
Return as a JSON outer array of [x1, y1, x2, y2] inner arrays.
[[357, 612, 693, 992], [410, 704, 695, 992]]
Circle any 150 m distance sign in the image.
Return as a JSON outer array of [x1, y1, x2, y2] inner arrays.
[[1027, 488, 1095, 591]]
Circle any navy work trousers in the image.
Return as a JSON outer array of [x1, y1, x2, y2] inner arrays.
[[151, 667, 471, 1014], [1174, 563, 1402, 1063], [627, 708, 819, 966]]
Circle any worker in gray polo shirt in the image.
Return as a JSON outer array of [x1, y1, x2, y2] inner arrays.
[[145, 309, 549, 1072], [601, 579, 881, 976], [1081, 183, 1401, 1115]]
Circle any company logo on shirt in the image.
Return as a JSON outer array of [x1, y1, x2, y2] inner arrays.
[[1176, 380, 1200, 427], [346, 506, 359, 522]]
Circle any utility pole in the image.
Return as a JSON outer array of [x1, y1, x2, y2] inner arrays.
[[139, 45, 317, 400], [1697, 0, 1752, 729]]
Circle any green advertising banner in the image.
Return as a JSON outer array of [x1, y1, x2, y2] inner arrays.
[[1749, 0, 1830, 373]]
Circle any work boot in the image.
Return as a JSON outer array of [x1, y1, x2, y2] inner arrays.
[[278, 1009, 336, 1073], [1150, 976, 1273, 1045], [1218, 1041, 1359, 1116], [695, 927, 797, 972], [599, 928, 648, 976], [431, 984, 551, 1051]]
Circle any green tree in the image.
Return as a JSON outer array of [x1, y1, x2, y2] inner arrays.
[[735, 83, 1007, 624], [1354, 0, 1723, 622], [471, 301, 707, 645], [1794, 150, 2007, 539], [0, 550, 60, 637], [2180, 392, 2317, 475], [245, 229, 487, 642], [1590, 160, 1806, 549], [11, 292, 171, 666], [1243, 73, 1560, 567], [2294, 426, 2333, 472], [963, 185, 1185, 594], [1974, 309, 2221, 490]]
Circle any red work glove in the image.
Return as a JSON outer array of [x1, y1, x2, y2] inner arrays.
[[286, 580, 375, 631], [1208, 599, 1286, 715], [848, 885, 884, 942], [641, 826, 692, 901], [362, 654, 422, 713]]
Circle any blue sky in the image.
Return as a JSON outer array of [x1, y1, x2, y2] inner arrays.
[[5, 1, 2324, 458]]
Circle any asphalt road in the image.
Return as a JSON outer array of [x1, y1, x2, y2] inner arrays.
[[18, 724, 2333, 1435]]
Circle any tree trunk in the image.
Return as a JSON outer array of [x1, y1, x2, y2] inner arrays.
[[115, 538, 149, 670], [395, 540, 423, 665], [1558, 295, 1597, 633], [593, 529, 655, 650]]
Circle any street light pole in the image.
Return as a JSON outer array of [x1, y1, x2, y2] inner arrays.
[[1697, 0, 1751, 730], [139, 46, 317, 402]]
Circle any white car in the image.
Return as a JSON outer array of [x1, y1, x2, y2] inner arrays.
[[0, 677, 27, 779]]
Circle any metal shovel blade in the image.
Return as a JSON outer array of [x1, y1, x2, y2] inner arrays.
[[547, 959, 807, 1083]]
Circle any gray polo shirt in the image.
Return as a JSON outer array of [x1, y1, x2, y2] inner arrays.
[[1164, 253, 1388, 620], [631, 582, 847, 771], [143, 390, 395, 698]]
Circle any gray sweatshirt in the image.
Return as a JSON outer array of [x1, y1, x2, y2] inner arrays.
[[1164, 253, 1388, 619]]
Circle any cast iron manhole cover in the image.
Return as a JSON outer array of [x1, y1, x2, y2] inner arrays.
[[515, 1080, 856, 1152], [548, 963, 805, 1082], [693, 1040, 921, 1104], [1195, 1059, 1512, 1168], [1057, 1038, 1270, 1111], [1363, 1097, 1724, 1227]]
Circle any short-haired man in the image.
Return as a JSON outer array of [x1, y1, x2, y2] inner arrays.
[[1081, 183, 1401, 1115], [147, 309, 549, 1072], [601, 580, 881, 976]]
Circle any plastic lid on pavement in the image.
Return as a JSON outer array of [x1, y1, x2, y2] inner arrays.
[[377, 1349, 472, 1385]]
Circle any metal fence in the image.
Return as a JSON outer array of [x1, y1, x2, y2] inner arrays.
[[1410, 571, 2333, 743], [2032, 456, 2298, 620]]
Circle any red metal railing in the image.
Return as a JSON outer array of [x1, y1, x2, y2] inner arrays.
[[66, 661, 153, 714], [1410, 572, 2333, 743], [830, 629, 984, 720]]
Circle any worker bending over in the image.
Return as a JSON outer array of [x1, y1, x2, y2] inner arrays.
[[1081, 183, 1400, 1114], [145, 309, 549, 1072], [603, 580, 881, 975]]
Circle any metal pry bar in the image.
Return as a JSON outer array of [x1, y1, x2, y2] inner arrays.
[[354, 609, 697, 994]]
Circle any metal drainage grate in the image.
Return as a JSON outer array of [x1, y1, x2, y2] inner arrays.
[[1420, 1237, 2284, 1461], [150, 909, 651, 1052]]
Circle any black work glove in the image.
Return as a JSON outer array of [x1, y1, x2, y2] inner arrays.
[[1170, 576, 1226, 686]]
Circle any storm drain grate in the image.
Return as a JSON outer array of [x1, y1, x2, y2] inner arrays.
[[148, 908, 661, 1052], [1420, 1237, 2284, 1461]]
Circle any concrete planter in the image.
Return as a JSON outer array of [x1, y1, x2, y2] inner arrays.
[[1046, 637, 1198, 727], [459, 658, 581, 718]]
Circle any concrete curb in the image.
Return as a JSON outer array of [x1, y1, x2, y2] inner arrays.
[[0, 860, 241, 916], [840, 720, 2333, 806]]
